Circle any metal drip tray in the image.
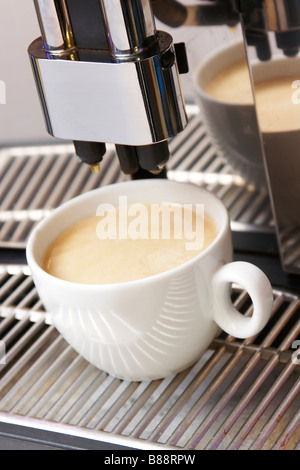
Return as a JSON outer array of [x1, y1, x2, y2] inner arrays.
[[0, 107, 273, 250], [0, 265, 299, 450], [0, 106, 298, 450]]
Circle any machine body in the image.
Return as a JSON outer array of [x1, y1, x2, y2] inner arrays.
[[151, 0, 300, 275], [238, 0, 300, 275]]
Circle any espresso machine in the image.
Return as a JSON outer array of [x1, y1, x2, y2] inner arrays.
[[27, 0, 300, 276], [0, 0, 299, 451]]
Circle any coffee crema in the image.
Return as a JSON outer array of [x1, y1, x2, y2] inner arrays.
[[43, 203, 218, 284], [205, 60, 300, 132]]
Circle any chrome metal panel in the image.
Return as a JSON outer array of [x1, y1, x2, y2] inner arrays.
[[240, 0, 300, 273], [28, 33, 187, 145], [34, 0, 74, 53], [102, 0, 156, 53]]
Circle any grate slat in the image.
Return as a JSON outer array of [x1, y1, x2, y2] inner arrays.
[[29, 154, 72, 210], [1, 158, 41, 211], [251, 370, 300, 450], [43, 362, 101, 423], [273, 404, 300, 450], [0, 158, 27, 202]]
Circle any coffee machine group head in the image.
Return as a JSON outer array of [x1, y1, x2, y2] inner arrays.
[[28, 0, 188, 176]]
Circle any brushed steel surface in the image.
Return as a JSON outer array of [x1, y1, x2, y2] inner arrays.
[[0, 265, 299, 449]]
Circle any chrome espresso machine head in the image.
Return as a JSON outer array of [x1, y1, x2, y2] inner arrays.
[[28, 0, 188, 175]]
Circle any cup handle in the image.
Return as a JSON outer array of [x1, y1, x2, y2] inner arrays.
[[212, 261, 273, 338]]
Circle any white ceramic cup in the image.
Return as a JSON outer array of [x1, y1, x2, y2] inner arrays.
[[26, 180, 273, 381]]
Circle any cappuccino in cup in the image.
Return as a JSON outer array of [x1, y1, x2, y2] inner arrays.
[[27, 180, 273, 381], [43, 202, 218, 284]]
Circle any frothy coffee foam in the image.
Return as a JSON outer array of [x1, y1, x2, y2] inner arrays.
[[43, 203, 218, 284], [205, 60, 300, 132]]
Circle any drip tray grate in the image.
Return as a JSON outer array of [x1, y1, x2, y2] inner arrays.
[[0, 108, 274, 249], [0, 265, 299, 450]]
